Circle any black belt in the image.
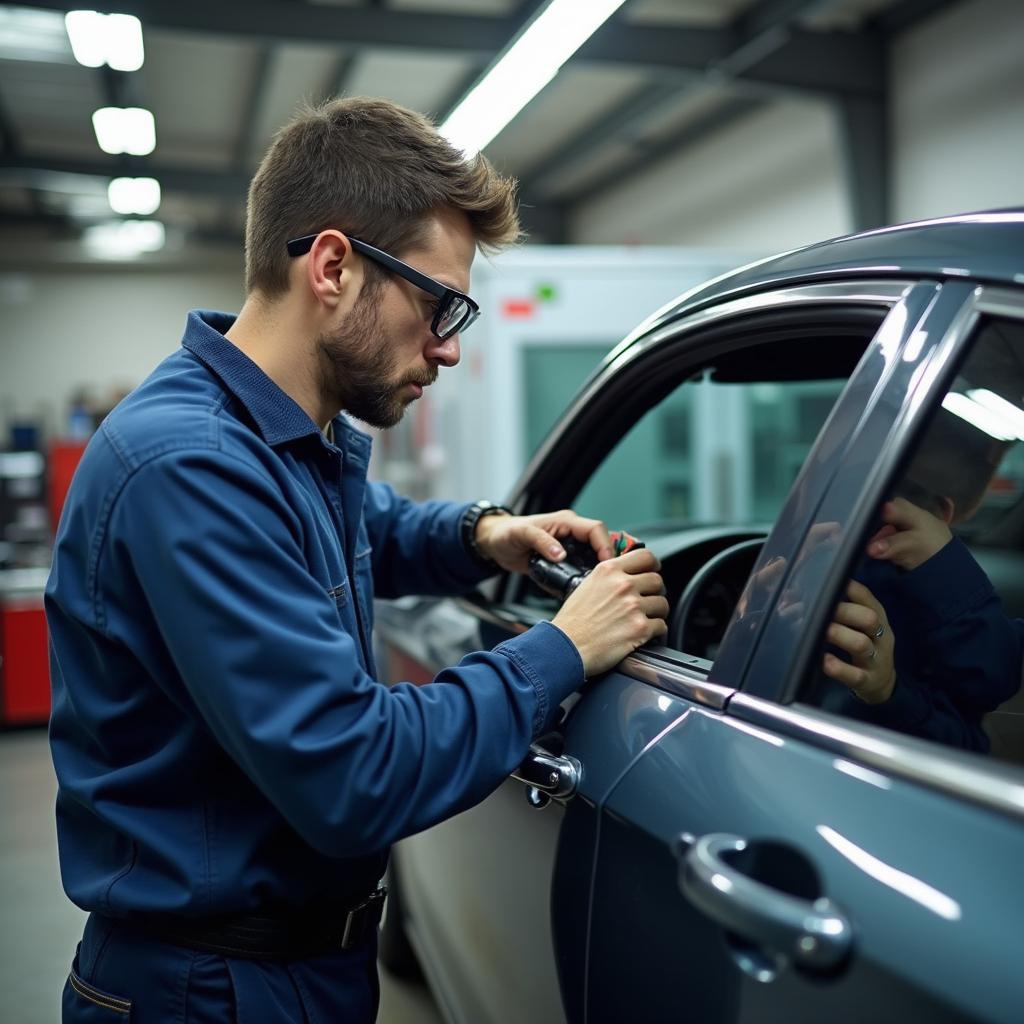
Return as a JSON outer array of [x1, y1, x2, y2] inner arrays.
[[101, 887, 387, 962]]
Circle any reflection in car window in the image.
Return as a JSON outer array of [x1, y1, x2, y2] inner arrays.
[[801, 316, 1024, 769]]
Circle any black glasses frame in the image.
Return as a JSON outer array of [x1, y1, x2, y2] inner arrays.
[[286, 232, 480, 340]]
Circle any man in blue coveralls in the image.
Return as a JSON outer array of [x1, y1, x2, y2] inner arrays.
[[47, 97, 669, 1022]]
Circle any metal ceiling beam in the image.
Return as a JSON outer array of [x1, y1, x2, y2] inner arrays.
[[836, 94, 889, 231], [233, 47, 274, 169], [0, 153, 250, 199], [17, 0, 883, 97], [578, 24, 883, 97], [521, 80, 684, 196], [0, 152, 570, 241], [569, 95, 766, 209], [17, 0, 529, 54], [874, 0, 965, 35], [522, 0, 861, 201], [316, 53, 358, 106], [0, 84, 21, 156]]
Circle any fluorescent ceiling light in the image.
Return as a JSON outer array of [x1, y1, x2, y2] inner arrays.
[[108, 176, 161, 215], [942, 391, 1019, 441], [92, 107, 156, 156], [83, 219, 165, 259], [65, 10, 144, 71], [440, 0, 628, 157]]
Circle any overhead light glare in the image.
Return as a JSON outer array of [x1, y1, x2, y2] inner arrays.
[[440, 0, 628, 157], [65, 10, 144, 71], [92, 107, 156, 156], [108, 176, 161, 215], [942, 392, 1020, 441], [83, 219, 165, 259], [967, 389, 1024, 439]]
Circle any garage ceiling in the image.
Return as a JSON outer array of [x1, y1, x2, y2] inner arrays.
[[0, 0, 963, 259]]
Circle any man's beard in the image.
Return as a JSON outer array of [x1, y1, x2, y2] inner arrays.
[[316, 285, 436, 429]]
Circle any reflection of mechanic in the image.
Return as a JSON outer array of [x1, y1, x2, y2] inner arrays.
[[47, 98, 668, 1024], [822, 405, 1024, 751]]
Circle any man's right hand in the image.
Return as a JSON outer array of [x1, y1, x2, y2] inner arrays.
[[551, 548, 668, 677]]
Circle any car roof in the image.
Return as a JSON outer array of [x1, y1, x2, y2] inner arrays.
[[642, 209, 1024, 336]]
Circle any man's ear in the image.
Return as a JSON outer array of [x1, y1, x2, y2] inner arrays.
[[937, 495, 956, 524], [305, 231, 356, 308]]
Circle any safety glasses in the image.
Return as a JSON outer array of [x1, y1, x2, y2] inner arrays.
[[286, 233, 480, 340]]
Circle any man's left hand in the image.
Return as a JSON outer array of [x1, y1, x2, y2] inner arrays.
[[474, 509, 613, 575]]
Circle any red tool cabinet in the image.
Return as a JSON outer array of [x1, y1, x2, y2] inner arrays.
[[0, 572, 50, 726]]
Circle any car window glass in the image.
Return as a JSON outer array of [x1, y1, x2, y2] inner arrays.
[[517, 344, 860, 663], [798, 316, 1024, 769], [573, 373, 845, 535]]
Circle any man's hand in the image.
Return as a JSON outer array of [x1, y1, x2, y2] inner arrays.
[[822, 579, 896, 704], [867, 497, 952, 570], [473, 508, 614, 574], [552, 548, 669, 677]]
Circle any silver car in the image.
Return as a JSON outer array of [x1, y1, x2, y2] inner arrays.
[[377, 210, 1024, 1024]]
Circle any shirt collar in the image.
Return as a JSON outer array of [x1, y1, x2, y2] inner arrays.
[[181, 309, 325, 447]]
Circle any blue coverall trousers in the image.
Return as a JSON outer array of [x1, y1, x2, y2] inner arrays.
[[62, 913, 379, 1022]]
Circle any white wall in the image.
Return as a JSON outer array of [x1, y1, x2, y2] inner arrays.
[[891, 0, 1024, 221], [0, 266, 243, 438], [571, 0, 1023, 249]]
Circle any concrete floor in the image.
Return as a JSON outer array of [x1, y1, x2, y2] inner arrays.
[[0, 730, 442, 1024]]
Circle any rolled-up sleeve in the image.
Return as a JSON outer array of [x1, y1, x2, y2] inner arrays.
[[103, 450, 583, 858]]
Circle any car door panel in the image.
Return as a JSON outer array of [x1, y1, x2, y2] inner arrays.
[[379, 596, 698, 1024], [587, 700, 1023, 1023]]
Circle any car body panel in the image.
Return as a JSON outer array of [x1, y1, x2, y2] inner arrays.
[[643, 212, 1024, 335], [587, 703, 1024, 1023], [376, 212, 1024, 1024]]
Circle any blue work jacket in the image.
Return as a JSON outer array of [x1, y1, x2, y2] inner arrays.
[[46, 310, 583, 919]]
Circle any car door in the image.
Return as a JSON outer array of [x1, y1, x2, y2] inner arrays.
[[582, 281, 1024, 1023], [377, 279, 911, 1023]]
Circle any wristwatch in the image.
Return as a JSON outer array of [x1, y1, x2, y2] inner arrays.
[[460, 500, 513, 568]]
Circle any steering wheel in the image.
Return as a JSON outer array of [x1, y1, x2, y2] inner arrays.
[[671, 538, 766, 658]]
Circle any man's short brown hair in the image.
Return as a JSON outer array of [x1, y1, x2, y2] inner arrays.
[[244, 96, 521, 297]]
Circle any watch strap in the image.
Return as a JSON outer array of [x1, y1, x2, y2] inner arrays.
[[461, 500, 513, 568]]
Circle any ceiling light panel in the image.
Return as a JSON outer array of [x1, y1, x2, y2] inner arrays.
[[83, 219, 165, 258], [108, 176, 161, 215], [65, 11, 144, 71], [441, 0, 629, 157], [92, 107, 156, 155]]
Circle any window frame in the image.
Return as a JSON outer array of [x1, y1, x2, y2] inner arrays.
[[726, 284, 1024, 821], [462, 282, 910, 700]]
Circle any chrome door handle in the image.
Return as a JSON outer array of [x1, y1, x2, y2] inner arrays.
[[511, 746, 582, 808], [680, 833, 852, 971]]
